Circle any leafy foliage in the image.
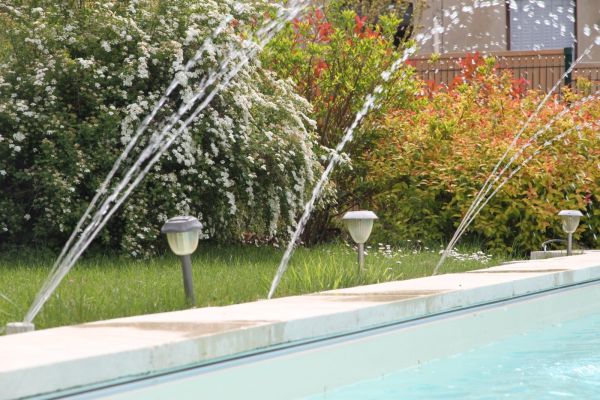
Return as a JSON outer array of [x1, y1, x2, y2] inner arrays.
[[0, 1, 320, 255], [262, 4, 420, 242], [365, 54, 600, 253]]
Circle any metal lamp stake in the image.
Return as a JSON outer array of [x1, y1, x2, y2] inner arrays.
[[357, 243, 366, 272], [180, 254, 195, 305]]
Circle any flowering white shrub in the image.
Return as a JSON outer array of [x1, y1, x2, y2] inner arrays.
[[441, 248, 493, 264], [0, 1, 320, 255]]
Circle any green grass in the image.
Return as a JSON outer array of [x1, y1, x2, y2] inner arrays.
[[0, 243, 511, 332]]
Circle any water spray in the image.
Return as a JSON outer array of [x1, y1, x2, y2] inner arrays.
[[266, 0, 593, 296], [15, 0, 600, 327], [433, 46, 598, 275], [19, 0, 313, 327]]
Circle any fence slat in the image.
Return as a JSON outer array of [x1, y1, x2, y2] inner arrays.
[[409, 49, 599, 94]]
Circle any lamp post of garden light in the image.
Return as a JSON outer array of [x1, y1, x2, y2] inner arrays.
[[161, 216, 203, 306], [558, 210, 583, 256], [342, 211, 378, 272]]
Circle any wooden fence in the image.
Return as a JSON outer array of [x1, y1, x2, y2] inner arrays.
[[410, 48, 600, 94], [574, 63, 600, 94]]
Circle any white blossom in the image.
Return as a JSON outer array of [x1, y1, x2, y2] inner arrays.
[[100, 41, 112, 52], [0, 0, 321, 256]]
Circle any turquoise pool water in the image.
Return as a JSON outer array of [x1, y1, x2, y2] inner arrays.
[[308, 311, 600, 399]]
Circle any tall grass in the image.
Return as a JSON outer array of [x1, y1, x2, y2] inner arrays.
[[0, 243, 509, 331]]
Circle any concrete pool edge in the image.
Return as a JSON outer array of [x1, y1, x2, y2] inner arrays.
[[81, 280, 600, 400], [2, 252, 600, 399]]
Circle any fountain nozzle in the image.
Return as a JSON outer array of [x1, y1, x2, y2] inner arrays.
[[6, 322, 35, 335]]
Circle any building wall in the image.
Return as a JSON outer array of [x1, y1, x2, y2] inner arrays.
[[415, 0, 599, 62], [416, 0, 507, 55], [576, 0, 600, 63]]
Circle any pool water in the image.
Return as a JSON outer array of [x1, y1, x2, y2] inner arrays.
[[307, 312, 600, 399]]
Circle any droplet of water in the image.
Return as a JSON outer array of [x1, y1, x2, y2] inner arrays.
[[583, 25, 591, 36]]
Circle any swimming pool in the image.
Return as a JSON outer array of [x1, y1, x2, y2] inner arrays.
[[57, 279, 600, 400], [307, 303, 600, 399]]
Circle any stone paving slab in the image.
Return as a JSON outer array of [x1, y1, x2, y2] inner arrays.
[[1, 252, 600, 399]]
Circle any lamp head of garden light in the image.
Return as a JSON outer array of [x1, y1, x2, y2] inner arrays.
[[342, 210, 378, 244], [558, 210, 583, 234], [161, 216, 203, 256], [342, 210, 378, 272]]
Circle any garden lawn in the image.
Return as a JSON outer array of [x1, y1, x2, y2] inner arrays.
[[0, 244, 510, 332]]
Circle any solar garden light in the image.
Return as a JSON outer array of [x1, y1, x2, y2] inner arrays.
[[161, 216, 203, 306], [558, 210, 583, 256], [342, 211, 378, 272]]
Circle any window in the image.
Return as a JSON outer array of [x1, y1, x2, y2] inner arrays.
[[509, 0, 575, 51]]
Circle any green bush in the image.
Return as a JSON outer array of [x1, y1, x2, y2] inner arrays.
[[364, 54, 600, 254], [0, 1, 320, 255], [262, 3, 420, 243]]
